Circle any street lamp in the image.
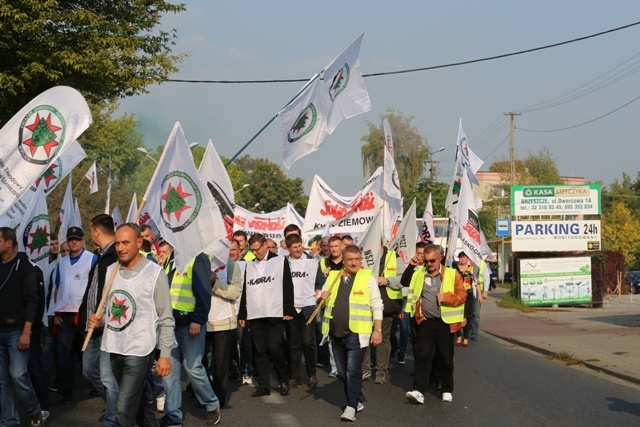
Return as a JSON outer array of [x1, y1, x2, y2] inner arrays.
[[235, 183, 250, 194], [429, 146, 445, 179], [136, 147, 159, 164]]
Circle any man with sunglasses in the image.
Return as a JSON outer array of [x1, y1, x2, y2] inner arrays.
[[238, 233, 295, 398], [401, 244, 466, 404]]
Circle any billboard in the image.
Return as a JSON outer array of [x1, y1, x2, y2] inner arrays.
[[511, 184, 601, 216], [512, 220, 601, 252], [520, 257, 592, 306]]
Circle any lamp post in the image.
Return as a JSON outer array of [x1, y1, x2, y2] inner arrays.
[[235, 183, 250, 194], [429, 146, 445, 179]]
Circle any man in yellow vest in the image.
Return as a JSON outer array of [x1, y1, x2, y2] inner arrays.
[[362, 245, 404, 385], [401, 244, 466, 404], [319, 245, 383, 422]]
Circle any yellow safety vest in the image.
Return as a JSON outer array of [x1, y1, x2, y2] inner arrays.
[[405, 267, 464, 324], [320, 257, 327, 272], [170, 254, 212, 312], [321, 269, 374, 335], [382, 250, 402, 300], [139, 250, 157, 262], [478, 260, 486, 291], [242, 251, 255, 261]]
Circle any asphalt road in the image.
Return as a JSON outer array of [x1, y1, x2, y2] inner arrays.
[[23, 333, 640, 426]]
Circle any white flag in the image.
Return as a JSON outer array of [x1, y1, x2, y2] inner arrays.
[[0, 139, 86, 228], [390, 198, 417, 266], [74, 198, 82, 229], [280, 76, 329, 168], [322, 33, 371, 134], [420, 193, 436, 244], [358, 209, 383, 274], [143, 122, 227, 272], [57, 176, 78, 243], [84, 162, 98, 194], [0, 86, 92, 216], [382, 118, 402, 242], [452, 172, 492, 266], [198, 139, 236, 240], [16, 182, 51, 272], [445, 119, 484, 213], [111, 205, 123, 229], [126, 193, 138, 223]]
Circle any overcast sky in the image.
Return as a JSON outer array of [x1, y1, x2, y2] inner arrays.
[[117, 0, 640, 196]]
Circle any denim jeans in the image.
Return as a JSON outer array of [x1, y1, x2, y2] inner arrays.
[[28, 325, 49, 411], [41, 325, 55, 387], [470, 292, 481, 340], [162, 325, 219, 423], [0, 330, 42, 426], [83, 334, 118, 427], [55, 313, 77, 400], [111, 352, 153, 427], [330, 333, 365, 410]]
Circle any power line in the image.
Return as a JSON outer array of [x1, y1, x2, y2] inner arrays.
[[167, 21, 640, 84], [517, 93, 640, 133]]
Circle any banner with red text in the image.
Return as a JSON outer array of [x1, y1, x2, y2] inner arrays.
[[233, 203, 304, 243], [302, 167, 383, 240]]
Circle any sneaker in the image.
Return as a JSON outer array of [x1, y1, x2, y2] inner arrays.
[[340, 406, 356, 422], [41, 411, 50, 422], [362, 371, 372, 380], [242, 374, 253, 385], [159, 415, 183, 427], [442, 392, 453, 402], [397, 355, 406, 365], [156, 394, 166, 412], [329, 370, 338, 378], [357, 402, 364, 412], [30, 412, 44, 427], [406, 390, 425, 404], [206, 408, 221, 426], [374, 373, 386, 384]]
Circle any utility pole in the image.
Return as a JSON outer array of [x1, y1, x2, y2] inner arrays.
[[504, 112, 521, 188]]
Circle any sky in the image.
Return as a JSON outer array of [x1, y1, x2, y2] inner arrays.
[[117, 0, 640, 196]]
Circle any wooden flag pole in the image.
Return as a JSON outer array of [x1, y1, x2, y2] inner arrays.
[[81, 261, 119, 352], [306, 268, 344, 325]]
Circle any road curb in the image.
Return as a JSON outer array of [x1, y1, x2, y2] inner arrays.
[[483, 330, 640, 387]]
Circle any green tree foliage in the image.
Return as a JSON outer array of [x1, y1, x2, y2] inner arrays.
[[489, 146, 563, 188], [360, 108, 432, 195], [601, 201, 640, 268], [404, 178, 449, 218], [231, 156, 308, 214], [0, 0, 185, 124], [601, 172, 640, 215]]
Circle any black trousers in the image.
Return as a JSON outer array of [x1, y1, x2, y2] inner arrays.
[[204, 330, 232, 407], [286, 311, 317, 381], [410, 316, 455, 394], [249, 318, 289, 390]]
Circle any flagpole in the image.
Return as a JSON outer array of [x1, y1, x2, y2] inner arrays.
[[104, 154, 112, 214], [225, 73, 321, 167]]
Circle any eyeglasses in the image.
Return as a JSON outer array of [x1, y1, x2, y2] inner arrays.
[[425, 258, 439, 264], [250, 243, 265, 254]]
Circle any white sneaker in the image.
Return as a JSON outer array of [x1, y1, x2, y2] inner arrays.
[[41, 411, 50, 422], [242, 374, 253, 385], [406, 390, 424, 404], [156, 394, 165, 412], [340, 406, 356, 422], [442, 392, 453, 402], [356, 402, 364, 412]]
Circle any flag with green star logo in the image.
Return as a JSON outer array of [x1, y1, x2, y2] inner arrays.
[[144, 122, 226, 272], [0, 86, 91, 217], [16, 181, 51, 272]]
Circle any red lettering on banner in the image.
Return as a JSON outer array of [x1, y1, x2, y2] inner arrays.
[[319, 192, 376, 220], [234, 214, 246, 227], [138, 212, 150, 225], [463, 222, 481, 244], [248, 217, 285, 232]]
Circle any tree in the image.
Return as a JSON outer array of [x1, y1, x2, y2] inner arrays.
[[404, 178, 449, 218], [601, 172, 640, 215], [0, 0, 185, 124], [232, 156, 308, 213], [489, 146, 563, 188], [360, 108, 432, 195], [601, 201, 640, 268]]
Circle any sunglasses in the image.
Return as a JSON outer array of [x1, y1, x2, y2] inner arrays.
[[425, 258, 439, 264]]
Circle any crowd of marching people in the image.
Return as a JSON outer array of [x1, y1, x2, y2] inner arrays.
[[0, 215, 493, 426]]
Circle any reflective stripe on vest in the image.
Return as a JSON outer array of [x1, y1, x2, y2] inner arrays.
[[383, 251, 402, 300], [170, 254, 212, 312], [405, 267, 464, 324], [321, 269, 374, 335]]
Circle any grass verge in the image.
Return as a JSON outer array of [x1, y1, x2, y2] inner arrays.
[[497, 291, 536, 313], [547, 351, 582, 366]]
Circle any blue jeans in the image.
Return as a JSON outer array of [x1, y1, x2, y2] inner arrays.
[[470, 292, 481, 340], [28, 325, 49, 411], [162, 325, 219, 423], [41, 325, 55, 386], [0, 330, 42, 426], [110, 352, 153, 427], [330, 333, 365, 410], [55, 313, 77, 400], [83, 334, 118, 427]]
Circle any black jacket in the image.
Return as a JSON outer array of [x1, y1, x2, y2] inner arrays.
[[0, 252, 38, 332], [78, 242, 118, 336]]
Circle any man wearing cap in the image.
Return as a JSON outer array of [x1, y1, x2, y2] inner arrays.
[[51, 226, 97, 405]]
